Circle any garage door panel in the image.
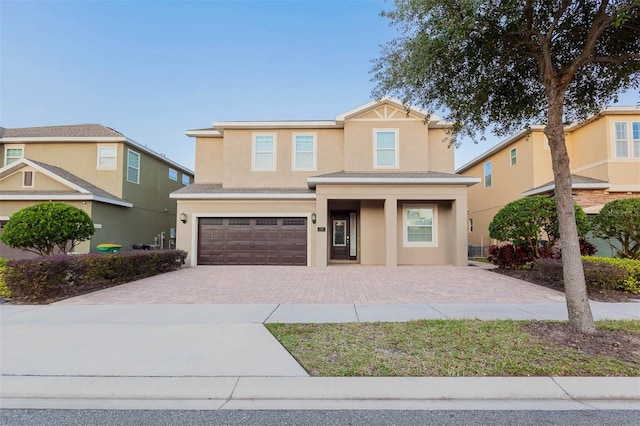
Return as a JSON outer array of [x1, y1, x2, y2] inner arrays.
[[198, 217, 307, 266]]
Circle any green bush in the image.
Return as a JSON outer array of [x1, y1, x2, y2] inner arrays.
[[532, 258, 637, 294], [0, 258, 11, 299], [582, 256, 640, 294], [4, 250, 187, 303]]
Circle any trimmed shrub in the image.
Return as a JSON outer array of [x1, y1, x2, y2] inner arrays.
[[582, 256, 640, 294], [532, 258, 635, 293], [4, 250, 187, 303], [579, 238, 597, 256], [0, 258, 10, 299], [487, 244, 534, 269]]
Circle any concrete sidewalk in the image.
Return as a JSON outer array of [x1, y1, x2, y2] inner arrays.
[[1, 303, 639, 410]]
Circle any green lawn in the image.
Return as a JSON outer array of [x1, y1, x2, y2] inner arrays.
[[267, 320, 640, 377]]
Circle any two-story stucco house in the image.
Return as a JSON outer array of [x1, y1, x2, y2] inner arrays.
[[0, 124, 194, 258], [457, 106, 640, 255], [171, 98, 480, 267]]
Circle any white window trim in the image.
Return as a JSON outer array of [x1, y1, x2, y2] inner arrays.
[[614, 121, 640, 159], [126, 149, 140, 184], [169, 168, 178, 181], [4, 145, 24, 166], [484, 161, 492, 188], [373, 128, 399, 169], [252, 133, 277, 171], [182, 173, 190, 186], [402, 203, 438, 247], [96, 144, 118, 171], [291, 132, 317, 171], [22, 170, 34, 188], [510, 147, 517, 166], [633, 121, 640, 158]]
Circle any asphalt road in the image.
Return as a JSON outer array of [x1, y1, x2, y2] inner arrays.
[[2, 409, 639, 426]]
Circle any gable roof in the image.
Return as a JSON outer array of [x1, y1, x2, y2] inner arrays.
[[0, 158, 133, 207], [0, 124, 194, 175], [185, 98, 449, 137]]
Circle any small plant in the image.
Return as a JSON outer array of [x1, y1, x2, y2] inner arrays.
[[487, 244, 533, 269], [0, 258, 10, 299], [582, 256, 640, 294]]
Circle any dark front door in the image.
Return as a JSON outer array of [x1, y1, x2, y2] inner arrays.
[[330, 211, 356, 260]]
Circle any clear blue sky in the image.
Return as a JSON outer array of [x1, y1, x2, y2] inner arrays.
[[1, 0, 638, 171]]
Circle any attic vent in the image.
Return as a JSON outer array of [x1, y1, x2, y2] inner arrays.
[[23, 171, 34, 187]]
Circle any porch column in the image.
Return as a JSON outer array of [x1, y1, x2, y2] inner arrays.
[[384, 197, 398, 267], [453, 196, 468, 266], [315, 194, 328, 267]]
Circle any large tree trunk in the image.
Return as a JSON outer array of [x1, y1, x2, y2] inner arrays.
[[545, 93, 596, 334]]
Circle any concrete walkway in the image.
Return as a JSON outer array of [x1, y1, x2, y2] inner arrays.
[[2, 302, 639, 410]]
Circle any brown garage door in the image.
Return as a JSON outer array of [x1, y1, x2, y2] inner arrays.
[[197, 217, 307, 265]]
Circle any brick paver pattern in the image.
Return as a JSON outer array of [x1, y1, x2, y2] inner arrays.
[[55, 265, 565, 305]]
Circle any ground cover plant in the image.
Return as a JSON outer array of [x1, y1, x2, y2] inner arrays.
[[267, 320, 640, 377], [0, 258, 9, 299]]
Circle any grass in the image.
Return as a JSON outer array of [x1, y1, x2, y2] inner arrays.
[[266, 320, 640, 377]]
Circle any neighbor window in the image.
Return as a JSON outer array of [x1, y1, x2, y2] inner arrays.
[[374, 129, 398, 168], [292, 133, 316, 170], [615, 122, 629, 158], [633, 122, 640, 158], [23, 171, 34, 187], [403, 204, 437, 247], [169, 168, 178, 181], [127, 149, 140, 184], [97, 145, 117, 170], [4, 147, 23, 166], [468, 218, 474, 233], [510, 147, 517, 166], [253, 134, 276, 171], [484, 161, 492, 188], [182, 173, 190, 185]]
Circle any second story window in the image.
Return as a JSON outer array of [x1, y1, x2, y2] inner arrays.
[[614, 121, 640, 158], [97, 146, 117, 170], [292, 133, 316, 171], [127, 149, 140, 184], [182, 174, 190, 185], [510, 147, 517, 166], [4, 146, 23, 166], [169, 168, 178, 181], [253, 134, 276, 171], [484, 161, 492, 188], [374, 129, 398, 168]]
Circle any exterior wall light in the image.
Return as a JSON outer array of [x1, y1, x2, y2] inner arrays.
[[311, 213, 317, 224], [180, 213, 187, 224]]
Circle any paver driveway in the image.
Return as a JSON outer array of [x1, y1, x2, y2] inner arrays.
[[55, 265, 565, 305]]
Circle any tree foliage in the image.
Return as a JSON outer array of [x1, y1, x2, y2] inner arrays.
[[591, 197, 640, 259], [0, 202, 95, 256], [488, 196, 589, 256], [372, 0, 640, 333]]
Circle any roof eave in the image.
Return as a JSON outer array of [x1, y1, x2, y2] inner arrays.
[[307, 177, 481, 189]]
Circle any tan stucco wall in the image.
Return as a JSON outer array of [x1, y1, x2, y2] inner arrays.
[[219, 129, 344, 188], [175, 199, 316, 266], [194, 137, 224, 183], [360, 200, 385, 265], [427, 128, 455, 173], [396, 200, 453, 265]]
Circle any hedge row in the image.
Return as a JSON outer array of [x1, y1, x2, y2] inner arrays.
[[582, 256, 640, 293], [3, 250, 187, 303], [0, 258, 10, 299], [533, 257, 640, 294]]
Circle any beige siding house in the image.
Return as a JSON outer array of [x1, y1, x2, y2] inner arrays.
[[457, 106, 640, 254], [0, 124, 194, 258], [172, 98, 480, 267]]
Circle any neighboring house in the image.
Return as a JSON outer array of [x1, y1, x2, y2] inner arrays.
[[0, 124, 194, 259], [457, 106, 640, 256], [171, 98, 480, 267]]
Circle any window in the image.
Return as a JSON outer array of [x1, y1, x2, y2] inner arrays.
[[97, 146, 117, 170], [403, 204, 437, 247], [23, 171, 34, 187], [374, 129, 398, 168], [615, 122, 629, 157], [4, 147, 23, 165], [468, 218, 473, 233], [182, 174, 190, 185], [169, 168, 178, 181], [292, 133, 316, 170], [484, 161, 492, 188], [510, 147, 517, 166], [614, 121, 640, 158], [253, 134, 276, 171], [126, 149, 140, 184]]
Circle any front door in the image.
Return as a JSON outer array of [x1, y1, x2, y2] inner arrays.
[[330, 211, 356, 260]]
